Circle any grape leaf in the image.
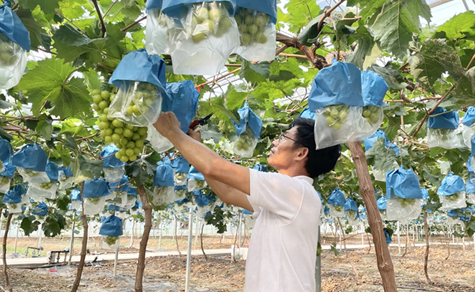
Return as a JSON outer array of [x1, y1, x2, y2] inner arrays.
[[410, 39, 464, 94], [15, 9, 44, 51], [225, 85, 248, 111], [369, 63, 407, 90], [53, 24, 106, 63], [36, 116, 53, 141], [43, 212, 67, 237], [240, 60, 270, 84], [21, 216, 40, 236], [283, 0, 321, 34], [21, 0, 60, 14], [368, 0, 431, 60], [71, 155, 104, 183], [345, 25, 375, 69], [434, 11, 475, 41], [18, 58, 92, 119]]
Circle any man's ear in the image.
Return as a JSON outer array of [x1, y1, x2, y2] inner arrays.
[[296, 147, 309, 161]]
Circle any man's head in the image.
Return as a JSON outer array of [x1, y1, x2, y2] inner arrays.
[[268, 118, 341, 178]]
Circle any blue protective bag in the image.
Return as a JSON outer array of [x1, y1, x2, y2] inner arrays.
[[384, 229, 392, 244], [109, 49, 166, 95], [32, 202, 48, 216], [127, 187, 137, 198], [437, 172, 465, 196], [361, 69, 388, 107], [3, 184, 26, 204], [46, 161, 59, 181], [363, 130, 400, 156], [421, 187, 429, 200], [462, 106, 475, 126], [101, 145, 126, 168], [308, 61, 364, 111], [297, 107, 315, 120], [466, 176, 475, 194], [99, 215, 123, 237], [153, 163, 174, 186], [327, 187, 345, 207], [11, 143, 47, 171], [162, 0, 236, 19], [163, 81, 200, 133], [385, 166, 423, 199], [109, 175, 129, 192], [377, 196, 387, 211], [468, 155, 474, 173], [471, 136, 475, 156], [344, 198, 358, 212], [236, 0, 278, 24], [0, 137, 13, 162], [70, 188, 82, 201], [107, 205, 121, 212], [59, 166, 73, 177], [232, 102, 263, 137], [175, 156, 190, 173], [0, 162, 16, 178], [146, 0, 163, 10], [188, 166, 204, 181], [427, 107, 459, 129], [253, 163, 268, 172], [83, 178, 111, 198], [0, 0, 31, 51]]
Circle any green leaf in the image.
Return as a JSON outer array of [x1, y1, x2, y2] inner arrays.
[[240, 60, 270, 83], [21, 0, 60, 14], [53, 24, 105, 63], [369, 63, 407, 90], [410, 39, 464, 94], [43, 211, 67, 237], [283, 0, 321, 34], [434, 11, 475, 41], [36, 117, 53, 141], [82, 68, 102, 90], [345, 25, 375, 69], [55, 195, 71, 211], [0, 128, 13, 141], [368, 0, 431, 60], [71, 155, 103, 183], [18, 58, 93, 119], [297, 14, 325, 46], [225, 85, 248, 111], [125, 159, 155, 186], [21, 216, 40, 236]]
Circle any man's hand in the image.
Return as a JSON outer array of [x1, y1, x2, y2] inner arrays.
[[153, 112, 181, 138], [187, 128, 201, 142]]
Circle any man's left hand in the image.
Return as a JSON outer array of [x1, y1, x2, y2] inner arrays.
[[153, 112, 181, 138]]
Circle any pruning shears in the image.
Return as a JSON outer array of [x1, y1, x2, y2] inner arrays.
[[189, 113, 213, 131]]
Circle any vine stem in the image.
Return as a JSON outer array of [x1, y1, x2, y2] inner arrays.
[[2, 213, 12, 292], [55, 10, 87, 35], [91, 0, 107, 38], [71, 182, 87, 292], [317, 0, 346, 33], [135, 185, 152, 292], [121, 16, 147, 32]]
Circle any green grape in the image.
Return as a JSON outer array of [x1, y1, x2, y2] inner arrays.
[[346, 210, 357, 220], [0, 176, 9, 186], [0, 160, 3, 170], [195, 180, 205, 188], [362, 106, 382, 124], [39, 182, 53, 190], [235, 128, 254, 151], [88, 197, 101, 205], [235, 9, 270, 46], [190, 2, 233, 42], [434, 128, 452, 141], [24, 168, 40, 177], [395, 196, 416, 208], [10, 203, 17, 209], [445, 193, 460, 202], [104, 236, 119, 246], [127, 195, 135, 201], [176, 189, 186, 197], [176, 173, 184, 180], [323, 105, 348, 131], [334, 205, 344, 212], [0, 37, 19, 66]]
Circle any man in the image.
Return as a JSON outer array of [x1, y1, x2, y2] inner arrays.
[[154, 114, 340, 292]]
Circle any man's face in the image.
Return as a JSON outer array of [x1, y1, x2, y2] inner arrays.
[[268, 126, 301, 170]]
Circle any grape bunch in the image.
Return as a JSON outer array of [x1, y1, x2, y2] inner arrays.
[[432, 128, 452, 141], [176, 188, 187, 198], [24, 168, 40, 177], [235, 132, 254, 151], [104, 235, 119, 246], [88, 197, 101, 205], [395, 196, 416, 207], [124, 82, 159, 118], [92, 88, 148, 162], [9, 203, 18, 209], [195, 180, 205, 188], [0, 176, 9, 186], [0, 34, 19, 67], [334, 205, 344, 212], [445, 193, 461, 202], [0, 160, 3, 170], [346, 210, 357, 220], [190, 2, 233, 43], [362, 106, 382, 124], [39, 182, 54, 190], [322, 105, 348, 131], [235, 9, 270, 45]]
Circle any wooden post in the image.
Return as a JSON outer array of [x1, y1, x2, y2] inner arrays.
[[71, 182, 88, 292], [3, 213, 12, 292], [68, 213, 76, 265], [185, 211, 194, 292], [113, 246, 119, 277], [348, 141, 397, 292]]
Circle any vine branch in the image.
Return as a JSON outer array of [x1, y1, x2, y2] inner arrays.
[[91, 0, 107, 38], [121, 16, 147, 32]]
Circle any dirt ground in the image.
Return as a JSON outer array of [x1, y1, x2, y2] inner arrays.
[[0, 235, 474, 292]]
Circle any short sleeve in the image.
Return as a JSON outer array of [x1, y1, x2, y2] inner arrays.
[[247, 169, 305, 222]]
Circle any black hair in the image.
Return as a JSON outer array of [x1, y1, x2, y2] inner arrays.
[[291, 118, 341, 178]]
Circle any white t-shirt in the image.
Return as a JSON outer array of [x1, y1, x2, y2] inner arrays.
[[244, 169, 321, 292]]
